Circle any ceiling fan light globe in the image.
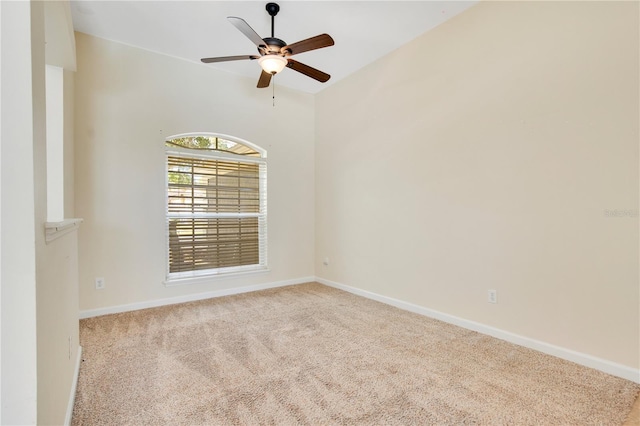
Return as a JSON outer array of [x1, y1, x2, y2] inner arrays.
[[258, 55, 287, 75]]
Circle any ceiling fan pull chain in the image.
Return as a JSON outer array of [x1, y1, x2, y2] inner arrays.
[[272, 77, 276, 107]]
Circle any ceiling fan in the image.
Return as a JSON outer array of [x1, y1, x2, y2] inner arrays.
[[201, 2, 334, 88]]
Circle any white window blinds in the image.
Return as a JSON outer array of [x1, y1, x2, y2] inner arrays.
[[166, 152, 267, 278]]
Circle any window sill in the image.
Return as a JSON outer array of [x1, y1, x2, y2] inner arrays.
[[163, 267, 270, 287], [45, 218, 83, 243]]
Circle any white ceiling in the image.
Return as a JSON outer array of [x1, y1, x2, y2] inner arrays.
[[70, 1, 476, 94]]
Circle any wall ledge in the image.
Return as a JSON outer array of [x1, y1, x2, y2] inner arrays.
[[45, 218, 83, 243]]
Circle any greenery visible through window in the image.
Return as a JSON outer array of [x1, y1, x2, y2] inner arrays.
[[165, 134, 266, 280], [166, 136, 261, 156]]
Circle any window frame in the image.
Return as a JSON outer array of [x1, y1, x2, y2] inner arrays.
[[163, 133, 268, 285]]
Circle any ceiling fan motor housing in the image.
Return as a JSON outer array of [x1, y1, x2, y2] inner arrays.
[[262, 37, 287, 54]]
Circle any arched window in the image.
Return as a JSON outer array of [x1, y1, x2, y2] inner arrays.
[[165, 134, 267, 282]]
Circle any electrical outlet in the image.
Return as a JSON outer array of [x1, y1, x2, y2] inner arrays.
[[323, 257, 329, 266], [488, 289, 497, 304], [95, 277, 105, 290]]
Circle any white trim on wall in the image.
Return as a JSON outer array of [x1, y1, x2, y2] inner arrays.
[[316, 277, 640, 384], [64, 346, 82, 426], [78, 276, 639, 384], [79, 277, 315, 319]]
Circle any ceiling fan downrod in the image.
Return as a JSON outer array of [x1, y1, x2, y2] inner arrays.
[[266, 3, 280, 38]]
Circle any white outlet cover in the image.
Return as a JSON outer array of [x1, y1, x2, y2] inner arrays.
[[95, 277, 105, 289]]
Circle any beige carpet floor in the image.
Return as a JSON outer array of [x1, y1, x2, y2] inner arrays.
[[72, 283, 639, 425]]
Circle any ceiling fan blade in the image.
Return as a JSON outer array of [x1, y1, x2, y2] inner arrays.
[[286, 59, 330, 83], [228, 16, 267, 49], [201, 55, 259, 64], [283, 34, 334, 56], [257, 70, 272, 88]]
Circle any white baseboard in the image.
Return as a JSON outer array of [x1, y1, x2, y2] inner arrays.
[[65, 346, 82, 426], [79, 276, 315, 319], [316, 277, 640, 384], [77, 275, 639, 384]]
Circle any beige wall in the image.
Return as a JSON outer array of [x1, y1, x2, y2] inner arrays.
[[2, 1, 81, 423], [37, 230, 80, 425], [39, 2, 81, 424], [316, 1, 639, 369], [1, 2, 40, 423], [74, 33, 316, 311], [37, 70, 80, 424]]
